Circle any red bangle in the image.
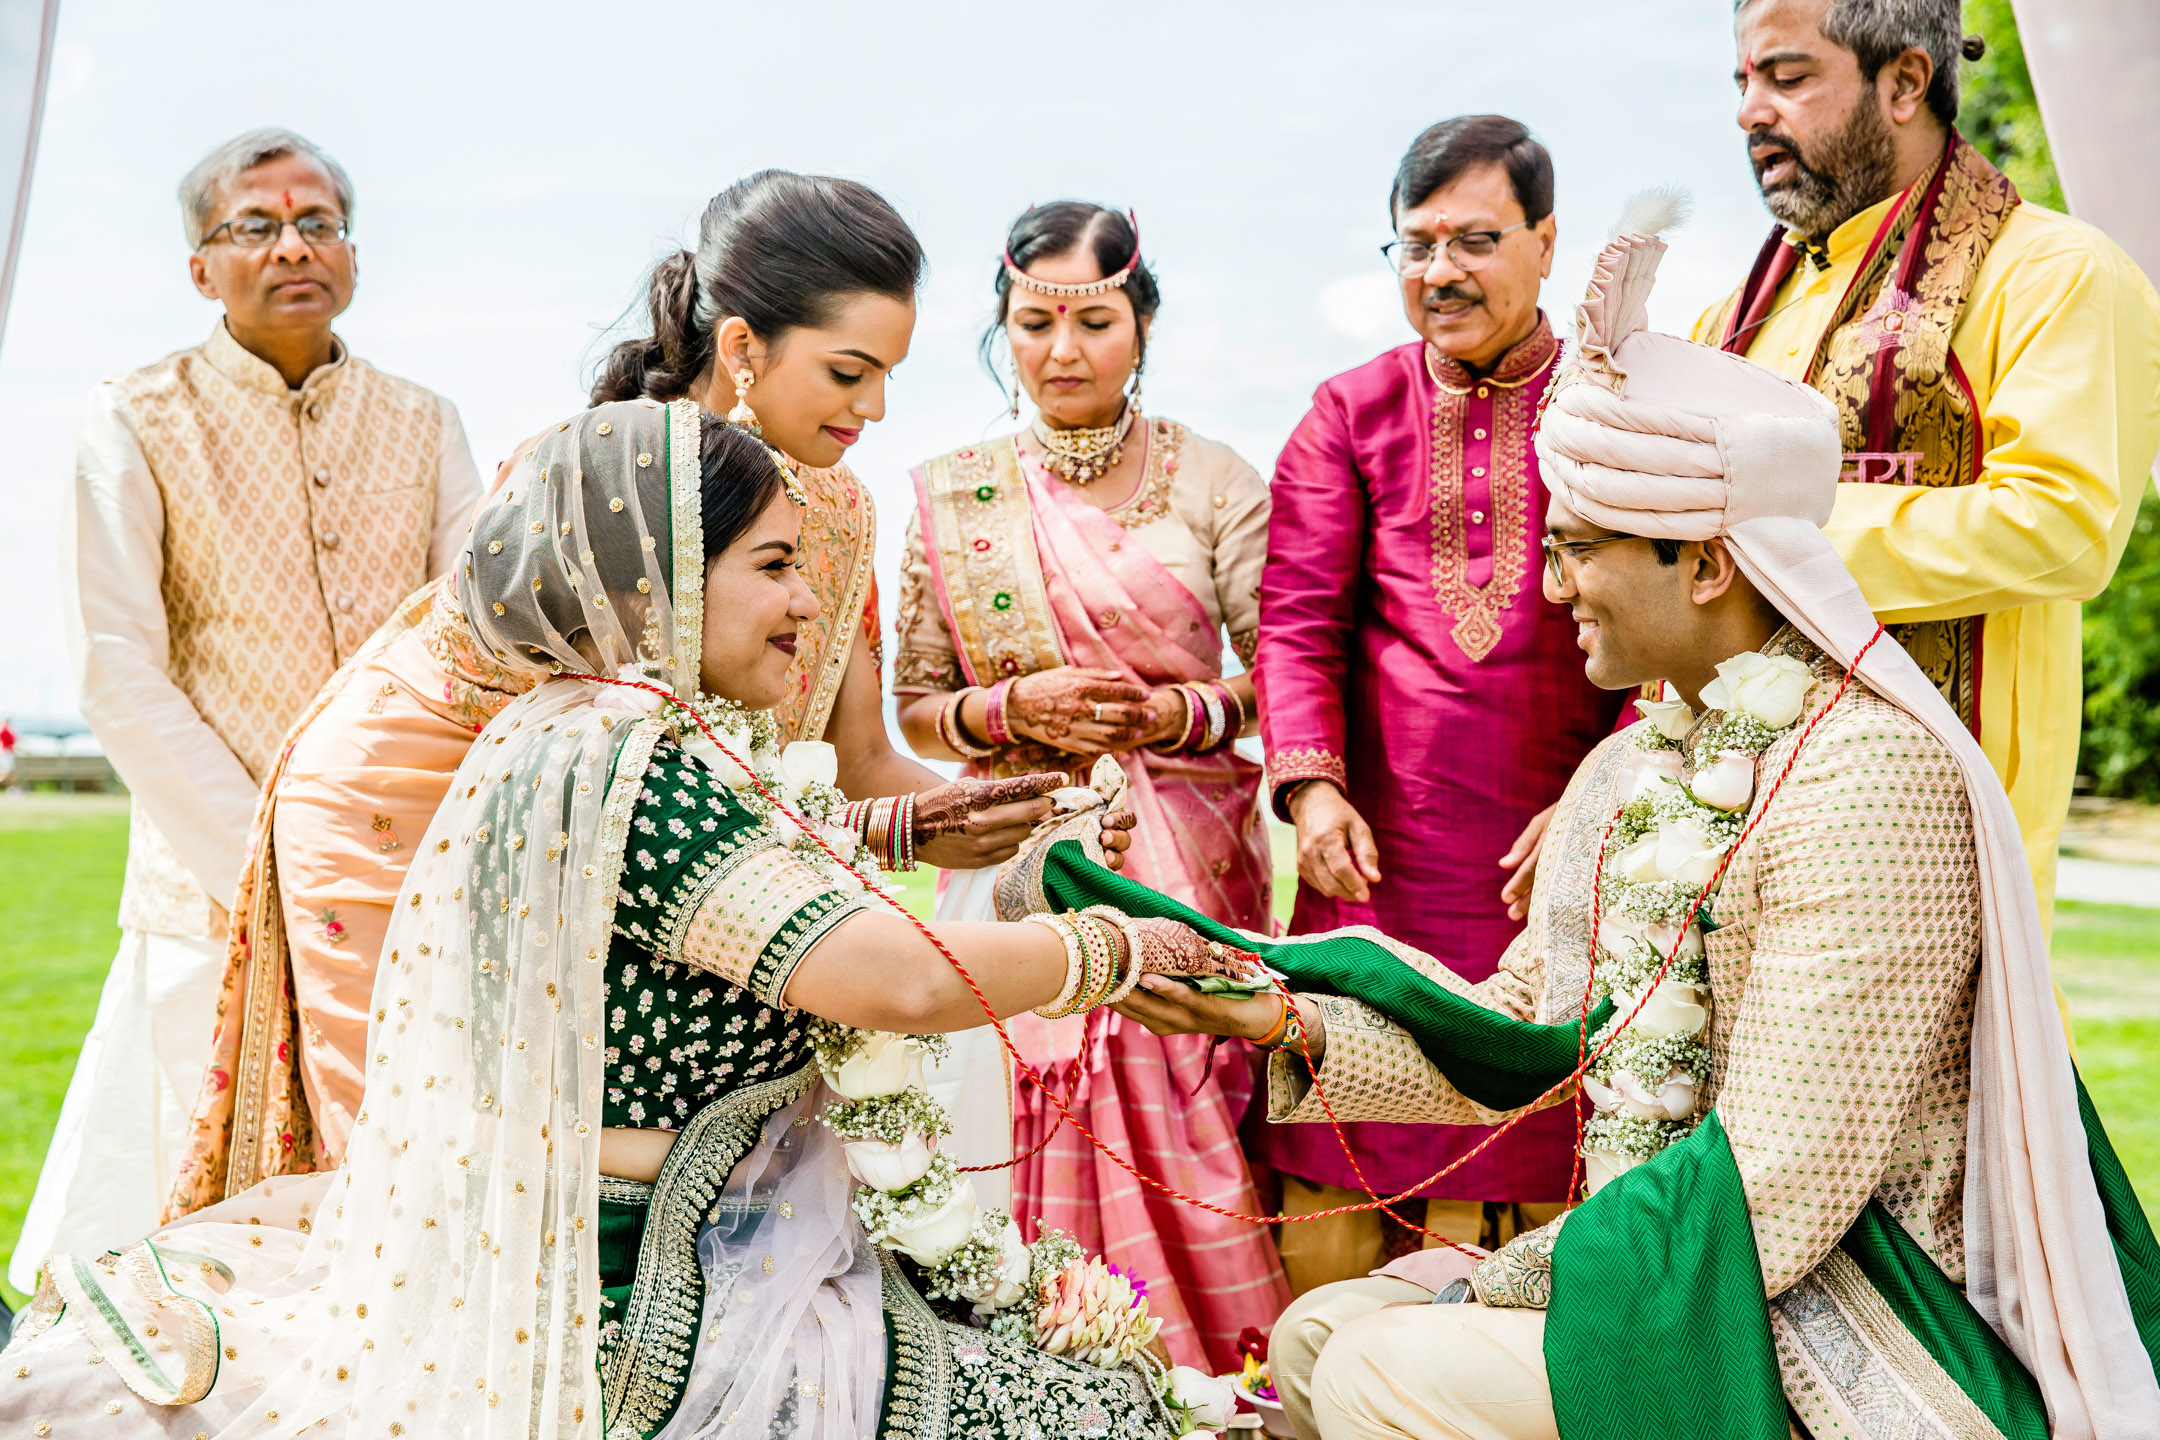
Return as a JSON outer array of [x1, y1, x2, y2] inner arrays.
[[983, 678, 1016, 747]]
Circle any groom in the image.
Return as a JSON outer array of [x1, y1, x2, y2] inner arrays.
[[1114, 228, 2157, 1439]]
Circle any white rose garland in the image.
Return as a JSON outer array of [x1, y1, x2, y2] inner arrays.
[[672, 700, 1173, 1391], [1582, 658, 1813, 1191]]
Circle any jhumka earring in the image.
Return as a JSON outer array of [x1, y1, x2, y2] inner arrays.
[[1127, 354, 1145, 414], [727, 366, 761, 434], [1007, 348, 1022, 423]]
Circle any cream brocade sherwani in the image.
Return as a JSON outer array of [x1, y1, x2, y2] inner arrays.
[[15, 321, 480, 1293], [1692, 199, 2160, 921], [1269, 633, 1988, 1440]]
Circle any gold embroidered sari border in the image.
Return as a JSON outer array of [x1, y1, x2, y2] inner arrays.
[[667, 399, 704, 701], [600, 1062, 819, 1438], [919, 436, 1067, 686]]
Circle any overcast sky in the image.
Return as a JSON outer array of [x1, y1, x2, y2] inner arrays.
[[0, 0, 1779, 722]]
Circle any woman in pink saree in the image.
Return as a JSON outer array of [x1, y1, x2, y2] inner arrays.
[[894, 203, 1288, 1370]]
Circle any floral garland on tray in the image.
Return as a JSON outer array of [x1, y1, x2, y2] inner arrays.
[[1580, 651, 1814, 1194], [670, 696, 1223, 1428]]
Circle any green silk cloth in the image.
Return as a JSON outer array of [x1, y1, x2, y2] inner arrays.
[[1029, 838, 1611, 1110], [1544, 1076, 2156, 1439]]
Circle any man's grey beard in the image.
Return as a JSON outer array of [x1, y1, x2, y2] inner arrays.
[[1752, 94, 1899, 240]]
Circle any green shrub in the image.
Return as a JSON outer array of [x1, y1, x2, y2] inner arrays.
[[2082, 488, 2160, 799]]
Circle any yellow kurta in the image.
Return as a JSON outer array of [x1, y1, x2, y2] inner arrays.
[[1695, 197, 2160, 918]]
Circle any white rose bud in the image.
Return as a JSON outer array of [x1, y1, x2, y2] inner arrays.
[[1581, 1072, 1624, 1114], [778, 740, 840, 793], [1615, 837, 1664, 884], [1735, 654, 1815, 729], [844, 1129, 940, 1191], [1657, 1071, 1700, 1121], [970, 1217, 1034, 1313], [1596, 913, 1649, 957], [1642, 920, 1704, 962], [1652, 816, 1725, 887], [824, 1032, 926, 1100], [1166, 1366, 1238, 1430], [683, 721, 757, 788], [1615, 980, 1709, 1039], [1609, 1066, 1676, 1123], [886, 1178, 980, 1267], [1690, 750, 1757, 812], [1583, 1148, 1646, 1196], [1700, 653, 1814, 730], [1636, 683, 1697, 743], [1626, 748, 1685, 803]]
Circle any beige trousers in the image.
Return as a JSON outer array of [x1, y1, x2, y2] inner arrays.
[[1271, 1275, 1557, 1440], [1275, 1177, 1566, 1297]]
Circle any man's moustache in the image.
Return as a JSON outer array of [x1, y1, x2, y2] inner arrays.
[[1424, 285, 1483, 306], [1749, 127, 1804, 178]]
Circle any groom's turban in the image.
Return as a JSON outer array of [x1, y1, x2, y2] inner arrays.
[[1534, 233, 1842, 540]]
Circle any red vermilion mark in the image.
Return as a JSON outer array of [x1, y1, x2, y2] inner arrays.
[[283, 189, 293, 208]]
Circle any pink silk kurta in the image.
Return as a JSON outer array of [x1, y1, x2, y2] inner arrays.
[[912, 434, 1288, 1371], [1254, 319, 1627, 1203]]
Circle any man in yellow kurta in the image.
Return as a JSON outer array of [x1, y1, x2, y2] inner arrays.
[[1699, 0, 2160, 919]]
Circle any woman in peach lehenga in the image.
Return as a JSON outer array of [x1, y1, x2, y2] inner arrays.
[[167, 172, 1072, 1218]]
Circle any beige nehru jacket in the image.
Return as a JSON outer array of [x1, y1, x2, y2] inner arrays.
[[63, 322, 481, 936]]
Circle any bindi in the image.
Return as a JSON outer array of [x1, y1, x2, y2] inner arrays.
[[1056, 304, 1067, 315]]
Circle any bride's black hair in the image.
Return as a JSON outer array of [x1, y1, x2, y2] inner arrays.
[[699, 417, 792, 562], [594, 171, 924, 406]]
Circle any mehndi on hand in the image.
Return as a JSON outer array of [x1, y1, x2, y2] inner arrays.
[[1130, 917, 1262, 982], [1008, 667, 1150, 746], [910, 772, 1068, 839]]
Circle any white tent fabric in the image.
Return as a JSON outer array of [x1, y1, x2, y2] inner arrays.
[[0, 0, 59, 358]]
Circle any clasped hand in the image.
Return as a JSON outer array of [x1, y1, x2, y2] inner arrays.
[[909, 770, 1137, 870], [1007, 667, 1190, 755]]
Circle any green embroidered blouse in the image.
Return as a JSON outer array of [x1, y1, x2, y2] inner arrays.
[[603, 736, 866, 1129]]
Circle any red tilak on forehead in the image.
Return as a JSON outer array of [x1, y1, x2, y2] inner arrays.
[[1742, 53, 1757, 77], [1056, 303, 1067, 315]]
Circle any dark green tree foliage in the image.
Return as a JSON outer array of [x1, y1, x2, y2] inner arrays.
[[1958, 0, 2160, 799], [2081, 500, 2160, 800], [1956, 0, 2064, 211]]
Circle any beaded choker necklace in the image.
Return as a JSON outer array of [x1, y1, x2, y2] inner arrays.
[[1031, 404, 1137, 485]]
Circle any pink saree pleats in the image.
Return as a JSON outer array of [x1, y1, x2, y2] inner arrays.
[[1002, 454, 1286, 1370]]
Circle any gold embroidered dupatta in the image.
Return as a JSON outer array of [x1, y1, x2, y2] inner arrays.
[[773, 459, 876, 743]]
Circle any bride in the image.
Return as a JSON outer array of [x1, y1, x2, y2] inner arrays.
[[1, 401, 1250, 1438]]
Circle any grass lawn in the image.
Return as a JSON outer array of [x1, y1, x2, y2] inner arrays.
[[2, 797, 2155, 1310]]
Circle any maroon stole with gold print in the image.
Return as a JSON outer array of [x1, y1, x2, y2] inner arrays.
[[1709, 133, 2019, 734]]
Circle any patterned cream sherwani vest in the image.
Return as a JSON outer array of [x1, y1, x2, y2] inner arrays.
[[1267, 632, 1989, 1437], [114, 324, 445, 934]]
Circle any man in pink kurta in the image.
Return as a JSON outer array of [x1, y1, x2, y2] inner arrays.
[[1254, 116, 1625, 1293]]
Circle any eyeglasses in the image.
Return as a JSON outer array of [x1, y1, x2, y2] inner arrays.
[[1541, 532, 1640, 588], [1381, 219, 1532, 276], [196, 214, 349, 252]]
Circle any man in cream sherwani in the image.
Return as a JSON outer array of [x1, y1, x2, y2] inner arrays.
[[15, 128, 479, 1291]]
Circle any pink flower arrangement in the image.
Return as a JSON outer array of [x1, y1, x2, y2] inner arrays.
[[1033, 1256, 1162, 1368]]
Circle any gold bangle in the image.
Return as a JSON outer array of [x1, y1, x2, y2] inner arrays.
[[938, 688, 998, 760], [1026, 914, 1086, 1017]]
